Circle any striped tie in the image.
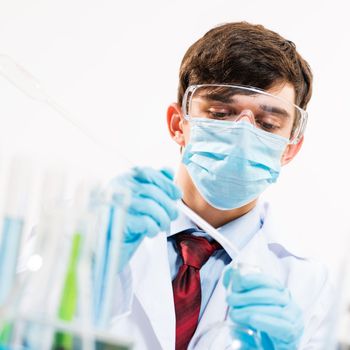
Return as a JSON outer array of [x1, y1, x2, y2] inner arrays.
[[172, 231, 221, 350]]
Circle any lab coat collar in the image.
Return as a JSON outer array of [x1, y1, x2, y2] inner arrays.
[[168, 207, 195, 237], [168, 200, 263, 260], [259, 200, 308, 260]]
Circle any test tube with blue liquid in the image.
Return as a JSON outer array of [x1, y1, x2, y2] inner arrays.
[[91, 183, 130, 329], [0, 157, 32, 345]]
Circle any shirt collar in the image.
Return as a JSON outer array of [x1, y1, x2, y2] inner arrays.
[[168, 201, 263, 260]]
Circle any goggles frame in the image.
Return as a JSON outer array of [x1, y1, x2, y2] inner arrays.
[[182, 84, 308, 144]]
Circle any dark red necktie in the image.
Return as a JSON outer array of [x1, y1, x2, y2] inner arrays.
[[172, 231, 221, 350]]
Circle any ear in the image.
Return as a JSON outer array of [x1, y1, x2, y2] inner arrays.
[[166, 103, 186, 147], [281, 136, 304, 165]]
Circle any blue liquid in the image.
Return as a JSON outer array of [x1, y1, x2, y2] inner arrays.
[[93, 206, 114, 323], [0, 217, 24, 305]]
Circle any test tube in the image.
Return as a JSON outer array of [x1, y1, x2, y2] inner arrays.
[[93, 185, 130, 329], [0, 157, 32, 305], [19, 169, 72, 350], [0, 157, 32, 347], [53, 181, 97, 350]]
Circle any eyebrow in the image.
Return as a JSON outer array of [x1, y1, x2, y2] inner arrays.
[[259, 104, 291, 118], [197, 93, 235, 104]]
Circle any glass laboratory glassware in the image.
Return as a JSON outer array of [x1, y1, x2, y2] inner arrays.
[[0, 173, 133, 350], [192, 322, 262, 350], [192, 263, 263, 350]]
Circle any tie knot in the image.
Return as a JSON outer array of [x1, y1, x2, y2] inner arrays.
[[175, 233, 221, 269]]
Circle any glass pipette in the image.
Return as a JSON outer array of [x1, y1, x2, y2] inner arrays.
[[0, 54, 240, 257]]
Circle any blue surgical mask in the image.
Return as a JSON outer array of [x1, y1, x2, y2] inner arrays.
[[182, 119, 289, 210]]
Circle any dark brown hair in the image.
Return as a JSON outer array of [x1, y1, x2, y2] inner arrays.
[[178, 22, 313, 109]]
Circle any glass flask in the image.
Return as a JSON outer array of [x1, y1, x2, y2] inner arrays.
[[192, 321, 262, 350], [192, 262, 263, 350]]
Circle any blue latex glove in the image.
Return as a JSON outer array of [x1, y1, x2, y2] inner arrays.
[[113, 166, 182, 271], [223, 268, 304, 350]]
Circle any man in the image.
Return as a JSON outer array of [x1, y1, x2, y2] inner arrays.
[[111, 22, 333, 349]]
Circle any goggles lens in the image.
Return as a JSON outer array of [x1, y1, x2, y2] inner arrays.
[[182, 85, 307, 143]]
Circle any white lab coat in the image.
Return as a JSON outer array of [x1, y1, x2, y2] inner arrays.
[[110, 202, 334, 350]]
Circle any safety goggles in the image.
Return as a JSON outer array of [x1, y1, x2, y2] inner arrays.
[[182, 84, 308, 144]]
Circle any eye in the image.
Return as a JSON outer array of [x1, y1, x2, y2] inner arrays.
[[256, 118, 280, 131], [210, 111, 229, 119], [207, 107, 234, 119]]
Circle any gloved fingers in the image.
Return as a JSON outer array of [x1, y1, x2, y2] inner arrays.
[[124, 213, 160, 241], [229, 305, 285, 322], [134, 183, 178, 220], [226, 288, 290, 308], [260, 332, 275, 350], [128, 196, 172, 233], [133, 167, 182, 201], [224, 267, 284, 292], [160, 167, 175, 180], [266, 334, 300, 350], [233, 312, 303, 344], [228, 304, 303, 326]]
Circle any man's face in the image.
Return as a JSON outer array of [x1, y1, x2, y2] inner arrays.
[[166, 82, 304, 218]]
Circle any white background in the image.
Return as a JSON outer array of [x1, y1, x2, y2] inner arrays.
[[0, 0, 349, 280]]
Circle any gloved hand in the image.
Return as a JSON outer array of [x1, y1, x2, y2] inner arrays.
[[223, 267, 304, 350], [112, 166, 182, 271]]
